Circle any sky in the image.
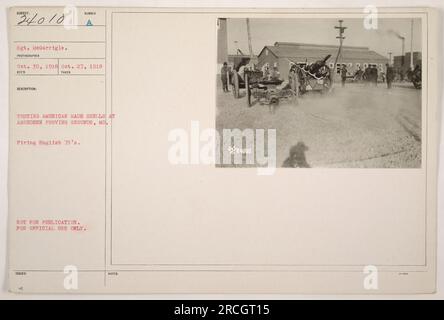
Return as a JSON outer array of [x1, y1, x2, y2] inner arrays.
[[226, 18, 422, 59]]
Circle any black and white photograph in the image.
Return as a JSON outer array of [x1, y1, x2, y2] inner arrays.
[[217, 17, 422, 168]]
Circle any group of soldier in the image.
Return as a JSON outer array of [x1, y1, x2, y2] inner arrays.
[[341, 64, 395, 89], [221, 60, 399, 93], [261, 63, 281, 80]]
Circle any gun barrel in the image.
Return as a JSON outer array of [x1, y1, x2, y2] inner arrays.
[[322, 54, 332, 64]]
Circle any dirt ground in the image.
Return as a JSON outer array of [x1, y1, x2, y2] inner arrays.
[[216, 81, 422, 168]]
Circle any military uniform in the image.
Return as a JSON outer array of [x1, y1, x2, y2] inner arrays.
[[341, 67, 347, 87], [220, 64, 229, 92], [386, 65, 394, 89]]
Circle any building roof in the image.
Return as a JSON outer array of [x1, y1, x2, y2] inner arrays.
[[259, 42, 387, 62], [228, 54, 257, 59], [274, 42, 369, 50], [394, 51, 422, 59]]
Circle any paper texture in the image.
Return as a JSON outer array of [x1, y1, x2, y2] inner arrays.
[[8, 7, 439, 293]]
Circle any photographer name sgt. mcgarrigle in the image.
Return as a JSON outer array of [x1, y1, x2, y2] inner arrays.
[[174, 304, 270, 317]]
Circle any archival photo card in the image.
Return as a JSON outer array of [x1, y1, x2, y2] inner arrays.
[[7, 7, 438, 294]]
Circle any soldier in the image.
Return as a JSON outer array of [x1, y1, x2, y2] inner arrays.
[[413, 64, 421, 75], [238, 63, 247, 81], [399, 69, 405, 82], [220, 62, 229, 92], [371, 66, 378, 87], [341, 65, 347, 87], [261, 63, 270, 78], [353, 66, 363, 82], [411, 64, 422, 89], [363, 66, 371, 84], [386, 63, 394, 89], [269, 66, 280, 80]]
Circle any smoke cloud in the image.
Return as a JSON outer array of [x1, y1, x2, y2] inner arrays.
[[387, 29, 405, 40]]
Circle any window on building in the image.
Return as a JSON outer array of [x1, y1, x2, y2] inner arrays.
[[336, 63, 347, 74], [329, 62, 334, 69]]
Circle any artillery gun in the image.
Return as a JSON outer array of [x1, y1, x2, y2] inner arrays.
[[230, 54, 332, 108]]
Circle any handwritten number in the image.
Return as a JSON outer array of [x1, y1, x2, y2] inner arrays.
[[56, 14, 65, 24], [48, 13, 56, 23], [28, 13, 37, 26], [17, 14, 27, 25], [17, 13, 65, 26]]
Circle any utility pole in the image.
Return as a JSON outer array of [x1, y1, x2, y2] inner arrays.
[[400, 36, 405, 69], [410, 19, 414, 69], [333, 20, 346, 84], [388, 52, 392, 65], [246, 18, 254, 61]]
